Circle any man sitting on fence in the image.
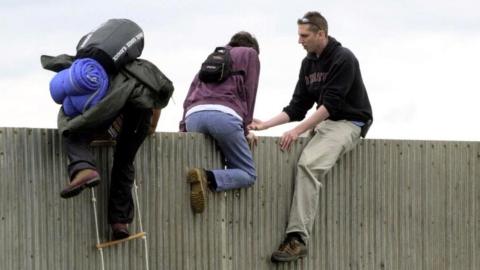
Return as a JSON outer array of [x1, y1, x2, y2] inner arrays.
[[248, 11, 373, 262]]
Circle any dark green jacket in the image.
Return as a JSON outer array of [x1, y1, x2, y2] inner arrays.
[[41, 54, 174, 135]]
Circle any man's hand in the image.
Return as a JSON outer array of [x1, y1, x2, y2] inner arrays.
[[279, 129, 300, 151], [246, 132, 258, 150], [248, 118, 267, 131]]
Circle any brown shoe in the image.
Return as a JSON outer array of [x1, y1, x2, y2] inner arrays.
[[111, 223, 130, 240], [187, 168, 208, 213], [271, 236, 308, 262], [60, 169, 100, 199]]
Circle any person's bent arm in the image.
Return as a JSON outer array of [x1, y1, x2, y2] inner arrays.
[[291, 105, 329, 136], [279, 105, 330, 151]]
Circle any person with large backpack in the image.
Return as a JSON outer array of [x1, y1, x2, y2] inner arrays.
[[179, 31, 260, 214], [42, 18, 174, 241]]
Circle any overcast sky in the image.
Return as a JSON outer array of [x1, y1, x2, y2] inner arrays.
[[1, 0, 479, 141]]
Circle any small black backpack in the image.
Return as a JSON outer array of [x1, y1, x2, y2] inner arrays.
[[198, 47, 243, 83]]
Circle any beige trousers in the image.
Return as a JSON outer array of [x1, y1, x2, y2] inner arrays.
[[285, 120, 361, 242]]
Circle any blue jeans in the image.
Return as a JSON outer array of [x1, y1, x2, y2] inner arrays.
[[185, 110, 256, 191]]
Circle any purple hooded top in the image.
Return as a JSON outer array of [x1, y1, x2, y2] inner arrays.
[[179, 46, 260, 134]]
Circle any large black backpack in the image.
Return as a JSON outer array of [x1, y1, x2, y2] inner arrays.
[[76, 18, 144, 74], [198, 47, 243, 83]]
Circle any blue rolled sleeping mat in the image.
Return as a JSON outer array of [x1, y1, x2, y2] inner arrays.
[[48, 19, 144, 117], [49, 58, 109, 117]]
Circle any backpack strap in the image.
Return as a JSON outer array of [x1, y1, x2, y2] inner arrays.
[[225, 47, 245, 77], [230, 70, 245, 76]]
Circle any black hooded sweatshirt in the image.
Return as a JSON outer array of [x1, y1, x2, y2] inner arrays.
[[283, 37, 373, 127]]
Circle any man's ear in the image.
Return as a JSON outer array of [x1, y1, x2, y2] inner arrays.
[[317, 30, 326, 39]]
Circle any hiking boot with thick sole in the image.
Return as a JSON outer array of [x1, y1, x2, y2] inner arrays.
[[60, 169, 100, 199], [271, 237, 308, 262], [187, 168, 208, 213], [111, 223, 130, 240]]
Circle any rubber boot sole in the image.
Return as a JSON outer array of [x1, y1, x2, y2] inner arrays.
[[60, 177, 101, 199], [187, 168, 207, 213]]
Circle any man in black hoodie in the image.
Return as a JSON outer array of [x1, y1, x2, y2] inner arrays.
[[249, 11, 373, 262]]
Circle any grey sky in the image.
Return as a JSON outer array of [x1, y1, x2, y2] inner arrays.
[[1, 1, 479, 141]]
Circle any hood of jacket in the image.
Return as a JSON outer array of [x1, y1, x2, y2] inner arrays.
[[306, 36, 341, 61], [121, 59, 174, 109]]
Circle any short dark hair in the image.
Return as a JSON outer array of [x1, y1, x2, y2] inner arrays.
[[297, 11, 328, 35], [228, 31, 260, 54]]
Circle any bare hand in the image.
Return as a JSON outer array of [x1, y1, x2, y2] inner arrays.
[[279, 129, 299, 151], [246, 132, 258, 150], [247, 118, 267, 131]]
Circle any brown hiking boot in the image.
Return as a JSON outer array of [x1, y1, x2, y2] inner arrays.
[[187, 168, 208, 213], [271, 236, 308, 262], [60, 169, 100, 199], [111, 223, 130, 240]]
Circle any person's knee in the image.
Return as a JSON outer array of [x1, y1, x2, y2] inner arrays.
[[297, 159, 328, 177], [245, 171, 257, 186], [297, 158, 313, 172]]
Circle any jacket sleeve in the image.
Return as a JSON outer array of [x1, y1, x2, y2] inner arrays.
[[321, 51, 356, 118], [243, 48, 260, 128], [179, 74, 200, 132], [40, 54, 74, 72], [282, 60, 315, 121]]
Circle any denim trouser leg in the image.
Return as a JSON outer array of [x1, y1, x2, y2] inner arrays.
[[185, 111, 256, 191]]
